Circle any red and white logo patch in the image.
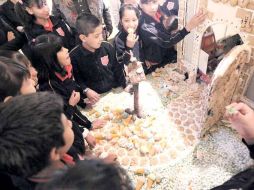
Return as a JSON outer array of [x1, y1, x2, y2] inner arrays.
[[56, 27, 65, 37], [167, 2, 174, 11], [101, 55, 109, 66]]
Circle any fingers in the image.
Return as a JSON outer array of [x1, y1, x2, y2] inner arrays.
[[89, 140, 96, 149], [226, 102, 252, 116], [234, 102, 252, 115]]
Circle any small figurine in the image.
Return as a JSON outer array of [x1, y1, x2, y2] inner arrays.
[[124, 54, 146, 118]]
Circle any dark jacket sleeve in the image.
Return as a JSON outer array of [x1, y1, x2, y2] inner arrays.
[[0, 29, 7, 45], [108, 42, 127, 88], [243, 139, 254, 159], [0, 33, 26, 51], [65, 104, 76, 120], [114, 33, 132, 67], [71, 52, 88, 91], [140, 22, 189, 48], [102, 2, 113, 35]]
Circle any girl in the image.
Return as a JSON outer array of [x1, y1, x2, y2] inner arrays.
[[114, 4, 144, 89], [33, 34, 115, 161], [14, 0, 77, 85], [15, 0, 77, 50], [139, 0, 206, 73]]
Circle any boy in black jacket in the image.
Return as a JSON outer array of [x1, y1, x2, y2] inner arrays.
[[0, 92, 74, 190], [139, 0, 206, 73], [70, 15, 124, 105]]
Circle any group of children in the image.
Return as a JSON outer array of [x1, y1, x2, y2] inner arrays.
[[0, 0, 208, 189]]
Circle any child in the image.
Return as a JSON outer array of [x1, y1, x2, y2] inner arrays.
[[0, 54, 82, 161], [12, 0, 77, 73], [36, 159, 133, 190], [0, 92, 74, 190], [0, 50, 38, 86], [139, 0, 206, 73], [33, 34, 108, 159], [0, 56, 36, 102], [70, 14, 124, 105], [15, 0, 77, 50], [114, 4, 144, 89], [34, 34, 106, 129]]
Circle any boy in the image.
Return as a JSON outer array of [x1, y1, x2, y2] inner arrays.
[[0, 92, 74, 190], [70, 15, 124, 105], [36, 159, 133, 190], [139, 0, 206, 73]]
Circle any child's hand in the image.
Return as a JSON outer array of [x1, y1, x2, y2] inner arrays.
[[126, 32, 139, 48], [185, 9, 207, 32], [101, 153, 117, 164], [69, 91, 80, 106], [85, 88, 100, 105], [85, 133, 96, 149], [92, 119, 107, 130], [225, 102, 254, 144], [7, 31, 15, 41]]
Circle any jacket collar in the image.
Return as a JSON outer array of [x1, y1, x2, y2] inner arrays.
[[80, 44, 101, 57]]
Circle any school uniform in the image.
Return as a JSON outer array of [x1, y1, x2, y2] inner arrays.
[[23, 15, 78, 85], [114, 29, 145, 82], [70, 42, 124, 93], [39, 65, 93, 156], [39, 65, 92, 129], [1, 0, 21, 28], [139, 10, 189, 72], [24, 16, 77, 51], [160, 0, 179, 16], [0, 1, 30, 56]]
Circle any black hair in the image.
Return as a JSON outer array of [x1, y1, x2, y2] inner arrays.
[[33, 34, 67, 77], [36, 159, 134, 190], [0, 92, 65, 178], [140, 0, 154, 4], [0, 56, 30, 101], [76, 14, 101, 36], [119, 4, 140, 31], [0, 50, 31, 68], [120, 4, 140, 20], [15, 0, 46, 28]]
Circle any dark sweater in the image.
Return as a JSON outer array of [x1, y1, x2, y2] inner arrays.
[[114, 29, 144, 87], [139, 10, 189, 65], [70, 42, 124, 93]]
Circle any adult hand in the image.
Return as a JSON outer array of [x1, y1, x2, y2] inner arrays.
[[225, 102, 254, 144], [185, 9, 207, 32]]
